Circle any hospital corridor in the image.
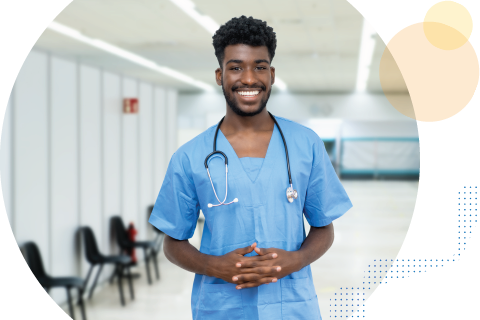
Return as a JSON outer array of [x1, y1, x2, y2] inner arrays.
[[77, 181, 417, 320], [1, 0, 419, 319]]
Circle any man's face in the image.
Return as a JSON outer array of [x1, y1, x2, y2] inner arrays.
[[215, 44, 275, 116]]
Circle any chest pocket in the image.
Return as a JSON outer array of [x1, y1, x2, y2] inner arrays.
[[201, 164, 255, 255]]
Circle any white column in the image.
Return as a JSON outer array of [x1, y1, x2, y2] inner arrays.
[[78, 64, 102, 277], [13, 50, 50, 271], [138, 82, 154, 241], [153, 87, 167, 194], [49, 56, 79, 303], [102, 71, 122, 255]]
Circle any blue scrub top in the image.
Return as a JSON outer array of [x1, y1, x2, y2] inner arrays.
[[149, 116, 352, 320]]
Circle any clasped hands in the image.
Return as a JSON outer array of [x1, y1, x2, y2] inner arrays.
[[207, 243, 302, 290]]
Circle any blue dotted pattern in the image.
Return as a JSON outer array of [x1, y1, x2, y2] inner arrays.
[[328, 186, 476, 318]]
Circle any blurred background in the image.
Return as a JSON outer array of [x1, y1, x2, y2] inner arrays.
[[1, 0, 418, 319]]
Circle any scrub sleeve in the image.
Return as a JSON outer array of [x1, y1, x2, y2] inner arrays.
[[304, 138, 352, 227], [149, 153, 199, 240]]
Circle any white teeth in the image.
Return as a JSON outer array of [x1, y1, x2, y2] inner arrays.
[[238, 91, 260, 96]]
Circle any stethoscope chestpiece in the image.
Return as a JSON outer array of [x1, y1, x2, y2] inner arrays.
[[286, 185, 298, 203]]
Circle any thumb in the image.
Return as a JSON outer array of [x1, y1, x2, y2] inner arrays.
[[234, 243, 256, 255]]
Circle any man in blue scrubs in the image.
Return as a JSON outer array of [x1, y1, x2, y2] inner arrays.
[[149, 15, 352, 319]]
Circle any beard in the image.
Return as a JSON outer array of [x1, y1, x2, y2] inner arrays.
[[221, 80, 271, 117]]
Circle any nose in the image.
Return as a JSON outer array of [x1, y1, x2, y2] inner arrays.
[[240, 67, 258, 86]]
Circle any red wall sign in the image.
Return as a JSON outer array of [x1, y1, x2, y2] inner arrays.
[[123, 98, 139, 114]]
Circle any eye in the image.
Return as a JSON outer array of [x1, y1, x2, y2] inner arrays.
[[230, 67, 241, 71], [256, 66, 267, 70]]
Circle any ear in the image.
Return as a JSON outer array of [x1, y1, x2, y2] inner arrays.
[[270, 66, 275, 86], [215, 67, 223, 86]]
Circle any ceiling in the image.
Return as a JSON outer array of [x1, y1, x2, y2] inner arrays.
[[34, 0, 392, 93]]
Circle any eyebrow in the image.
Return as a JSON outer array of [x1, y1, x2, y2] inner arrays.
[[225, 59, 271, 65], [255, 59, 270, 64]]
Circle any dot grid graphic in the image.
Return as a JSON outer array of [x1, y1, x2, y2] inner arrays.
[[328, 186, 477, 318]]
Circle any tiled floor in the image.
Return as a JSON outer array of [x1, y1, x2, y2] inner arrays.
[[71, 180, 417, 320]]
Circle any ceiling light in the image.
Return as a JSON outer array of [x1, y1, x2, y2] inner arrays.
[[355, 19, 377, 92], [274, 77, 287, 91], [169, 0, 288, 91], [169, 0, 219, 34], [47, 21, 214, 91]]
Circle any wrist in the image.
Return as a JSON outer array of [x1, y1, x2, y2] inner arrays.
[[204, 255, 218, 277], [293, 249, 308, 271]]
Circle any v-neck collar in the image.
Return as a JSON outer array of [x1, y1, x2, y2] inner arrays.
[[216, 124, 279, 185]]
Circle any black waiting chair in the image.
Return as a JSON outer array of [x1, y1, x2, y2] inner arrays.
[[21, 242, 86, 320], [110, 216, 157, 284], [147, 205, 165, 280], [80, 226, 134, 306]]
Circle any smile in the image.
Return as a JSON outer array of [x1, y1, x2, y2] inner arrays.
[[237, 90, 260, 97]]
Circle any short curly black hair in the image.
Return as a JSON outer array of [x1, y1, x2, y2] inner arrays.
[[212, 15, 277, 68]]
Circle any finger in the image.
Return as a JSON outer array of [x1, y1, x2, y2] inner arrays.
[[236, 278, 278, 290], [238, 259, 282, 269], [254, 247, 276, 256], [238, 266, 282, 274], [236, 253, 277, 267], [232, 273, 261, 283], [233, 243, 256, 256]]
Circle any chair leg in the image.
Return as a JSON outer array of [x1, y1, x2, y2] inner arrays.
[[77, 287, 87, 320], [109, 264, 118, 284], [83, 265, 94, 293], [144, 248, 152, 285], [152, 250, 160, 280], [126, 266, 134, 300], [88, 264, 104, 300], [116, 264, 125, 306], [66, 287, 75, 319]]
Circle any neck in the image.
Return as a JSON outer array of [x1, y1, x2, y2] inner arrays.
[[221, 107, 274, 135]]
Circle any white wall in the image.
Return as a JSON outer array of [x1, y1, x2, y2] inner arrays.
[[153, 88, 167, 194], [1, 97, 12, 227], [166, 90, 178, 160], [103, 71, 122, 256], [177, 92, 419, 175], [79, 65, 102, 278], [177, 92, 417, 145], [138, 82, 154, 241], [121, 77, 139, 229], [2, 49, 174, 304], [13, 50, 50, 271], [49, 56, 80, 301], [178, 92, 414, 124]]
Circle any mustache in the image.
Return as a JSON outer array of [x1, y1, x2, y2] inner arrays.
[[231, 84, 266, 91]]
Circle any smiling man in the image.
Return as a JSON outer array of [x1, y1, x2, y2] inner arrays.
[[149, 16, 352, 319]]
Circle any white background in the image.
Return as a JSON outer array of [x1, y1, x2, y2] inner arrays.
[[1, 0, 480, 319]]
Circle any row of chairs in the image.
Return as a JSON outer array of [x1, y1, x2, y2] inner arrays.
[[20, 214, 165, 320]]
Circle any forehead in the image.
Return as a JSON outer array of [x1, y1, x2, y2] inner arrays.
[[223, 44, 270, 63]]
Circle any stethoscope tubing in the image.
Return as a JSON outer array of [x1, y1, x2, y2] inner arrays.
[[205, 112, 294, 207]]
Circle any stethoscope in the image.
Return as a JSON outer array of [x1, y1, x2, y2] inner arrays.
[[204, 112, 297, 208]]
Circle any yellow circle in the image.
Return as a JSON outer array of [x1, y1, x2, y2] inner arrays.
[[424, 1, 473, 50]]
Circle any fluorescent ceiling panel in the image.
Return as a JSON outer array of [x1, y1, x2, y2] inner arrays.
[[169, 0, 220, 34], [47, 21, 214, 91], [355, 19, 376, 92]]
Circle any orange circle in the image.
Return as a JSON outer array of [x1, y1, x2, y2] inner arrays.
[[424, 1, 472, 50], [380, 23, 478, 122]]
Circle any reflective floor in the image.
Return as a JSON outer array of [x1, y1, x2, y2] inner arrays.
[[68, 180, 417, 320]]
